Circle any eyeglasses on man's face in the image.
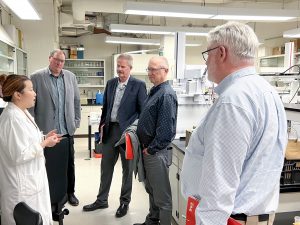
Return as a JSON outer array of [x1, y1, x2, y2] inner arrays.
[[201, 46, 220, 62], [146, 67, 166, 73], [52, 57, 65, 64]]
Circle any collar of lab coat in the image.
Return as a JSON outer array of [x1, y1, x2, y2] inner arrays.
[[7, 102, 39, 129]]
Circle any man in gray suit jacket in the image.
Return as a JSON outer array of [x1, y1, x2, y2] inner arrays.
[[83, 54, 147, 218], [30, 49, 81, 206]]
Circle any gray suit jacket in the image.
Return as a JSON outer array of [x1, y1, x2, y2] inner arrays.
[[29, 67, 81, 135]]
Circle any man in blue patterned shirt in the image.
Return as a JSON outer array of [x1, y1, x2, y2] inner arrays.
[[181, 22, 287, 225], [134, 56, 178, 225]]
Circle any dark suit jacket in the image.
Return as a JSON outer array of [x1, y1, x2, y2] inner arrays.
[[100, 76, 147, 143]]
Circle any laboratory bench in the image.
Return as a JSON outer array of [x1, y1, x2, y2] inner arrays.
[[171, 137, 300, 225]]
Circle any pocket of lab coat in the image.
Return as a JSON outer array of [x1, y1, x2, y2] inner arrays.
[[19, 171, 43, 196]]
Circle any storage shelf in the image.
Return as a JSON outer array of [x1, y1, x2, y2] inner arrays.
[[76, 76, 104, 78], [65, 59, 106, 90], [64, 67, 104, 69], [0, 53, 14, 60], [66, 59, 103, 61], [259, 54, 284, 59], [78, 84, 105, 88]]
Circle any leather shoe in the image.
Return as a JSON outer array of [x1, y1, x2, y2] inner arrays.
[[115, 204, 128, 218], [83, 201, 108, 212], [68, 193, 79, 206], [133, 223, 160, 225]]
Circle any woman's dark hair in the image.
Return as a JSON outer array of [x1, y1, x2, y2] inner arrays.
[[2, 75, 30, 102], [0, 74, 7, 87]]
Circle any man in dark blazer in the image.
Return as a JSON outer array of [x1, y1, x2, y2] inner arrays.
[[83, 54, 147, 218], [30, 49, 81, 206]]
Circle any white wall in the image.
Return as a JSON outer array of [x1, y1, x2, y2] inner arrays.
[[11, 0, 58, 75]]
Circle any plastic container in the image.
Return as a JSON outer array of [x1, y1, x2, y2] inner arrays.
[[294, 216, 300, 225], [96, 90, 103, 105], [60, 45, 70, 59], [77, 45, 84, 59]]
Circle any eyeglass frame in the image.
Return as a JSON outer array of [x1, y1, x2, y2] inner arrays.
[[201, 46, 220, 62], [146, 67, 167, 73], [52, 57, 65, 64]]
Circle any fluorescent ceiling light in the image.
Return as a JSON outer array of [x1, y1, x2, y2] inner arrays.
[[110, 24, 210, 37], [212, 8, 297, 21], [105, 36, 160, 46], [2, 0, 41, 20], [125, 49, 159, 54], [106, 36, 201, 47], [124, 1, 297, 22], [213, 15, 295, 21], [283, 28, 300, 38], [124, 1, 214, 19], [185, 43, 201, 47]]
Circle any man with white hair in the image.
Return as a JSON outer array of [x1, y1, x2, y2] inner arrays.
[[181, 22, 287, 225]]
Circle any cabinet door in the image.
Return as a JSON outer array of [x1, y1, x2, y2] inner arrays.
[[90, 106, 102, 134], [178, 168, 188, 225], [170, 161, 179, 224], [75, 106, 90, 135], [16, 49, 27, 75]]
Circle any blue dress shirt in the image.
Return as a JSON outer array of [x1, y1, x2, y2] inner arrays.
[[137, 81, 178, 155], [181, 67, 287, 225]]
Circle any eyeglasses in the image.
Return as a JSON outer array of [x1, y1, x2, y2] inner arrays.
[[52, 57, 65, 64], [201, 46, 220, 62], [146, 67, 166, 73]]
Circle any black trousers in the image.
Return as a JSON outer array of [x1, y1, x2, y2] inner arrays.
[[44, 135, 76, 198], [96, 122, 133, 205], [66, 135, 75, 194]]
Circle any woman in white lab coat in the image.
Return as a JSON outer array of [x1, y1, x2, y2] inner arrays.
[[0, 75, 61, 225]]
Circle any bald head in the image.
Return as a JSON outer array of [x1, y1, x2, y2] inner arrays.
[[147, 56, 169, 86]]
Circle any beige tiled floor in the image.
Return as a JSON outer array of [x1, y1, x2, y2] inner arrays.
[[55, 138, 149, 225]]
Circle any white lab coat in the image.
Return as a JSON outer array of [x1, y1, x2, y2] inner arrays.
[[0, 98, 7, 108], [0, 103, 53, 225]]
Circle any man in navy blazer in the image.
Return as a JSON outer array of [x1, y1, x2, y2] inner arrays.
[[83, 54, 147, 217]]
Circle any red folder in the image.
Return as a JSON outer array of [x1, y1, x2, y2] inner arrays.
[[185, 196, 241, 225], [125, 133, 134, 160]]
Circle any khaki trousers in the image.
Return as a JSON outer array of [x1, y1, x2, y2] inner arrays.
[[236, 214, 275, 225]]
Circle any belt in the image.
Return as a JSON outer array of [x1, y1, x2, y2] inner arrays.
[[230, 213, 269, 222]]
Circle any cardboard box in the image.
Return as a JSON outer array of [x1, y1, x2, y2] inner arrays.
[[291, 39, 300, 52], [272, 47, 282, 55], [285, 140, 300, 160], [186, 129, 193, 147]]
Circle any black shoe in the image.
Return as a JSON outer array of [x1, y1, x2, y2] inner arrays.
[[133, 222, 160, 225], [115, 204, 128, 218], [82, 201, 108, 212], [68, 193, 79, 206]]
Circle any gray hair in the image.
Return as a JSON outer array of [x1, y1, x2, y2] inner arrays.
[[117, 54, 133, 68], [49, 49, 66, 58], [207, 22, 259, 61]]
